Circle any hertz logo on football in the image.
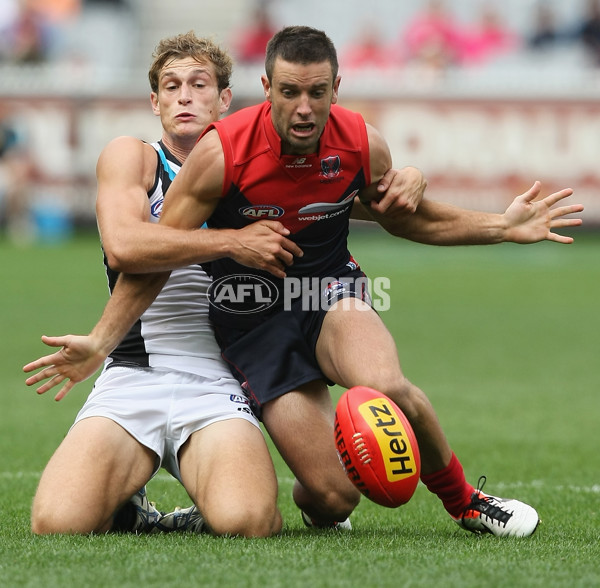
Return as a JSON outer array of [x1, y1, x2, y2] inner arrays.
[[334, 386, 421, 508], [358, 398, 418, 482]]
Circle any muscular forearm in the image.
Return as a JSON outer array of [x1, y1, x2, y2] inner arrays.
[[376, 198, 507, 245], [89, 271, 170, 354], [104, 225, 241, 274]]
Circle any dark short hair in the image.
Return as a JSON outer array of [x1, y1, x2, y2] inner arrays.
[[148, 31, 233, 93], [265, 26, 338, 83]]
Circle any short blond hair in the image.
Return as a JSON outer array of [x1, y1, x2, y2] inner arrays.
[[148, 31, 233, 93]]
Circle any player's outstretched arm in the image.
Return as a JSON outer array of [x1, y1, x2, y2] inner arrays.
[[378, 181, 583, 245]]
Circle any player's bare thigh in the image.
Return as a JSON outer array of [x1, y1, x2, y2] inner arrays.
[[178, 418, 281, 537], [32, 416, 156, 534], [316, 297, 403, 389]]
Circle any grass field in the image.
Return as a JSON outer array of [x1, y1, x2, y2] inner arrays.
[[1, 227, 598, 587]]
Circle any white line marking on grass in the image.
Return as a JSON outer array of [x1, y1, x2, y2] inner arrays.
[[490, 480, 600, 494], [3, 472, 599, 495], [278, 477, 600, 493]]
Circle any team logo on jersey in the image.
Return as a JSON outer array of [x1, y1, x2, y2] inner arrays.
[[320, 155, 341, 178], [239, 205, 284, 219], [150, 198, 164, 218], [207, 274, 279, 314], [322, 280, 347, 299]]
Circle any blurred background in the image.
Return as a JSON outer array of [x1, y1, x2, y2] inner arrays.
[[1, 0, 598, 243]]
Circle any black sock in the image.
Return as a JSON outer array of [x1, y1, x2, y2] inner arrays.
[[111, 501, 137, 532]]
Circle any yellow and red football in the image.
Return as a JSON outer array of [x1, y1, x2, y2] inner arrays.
[[334, 386, 421, 508]]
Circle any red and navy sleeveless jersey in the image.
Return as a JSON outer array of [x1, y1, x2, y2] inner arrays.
[[204, 102, 371, 325]]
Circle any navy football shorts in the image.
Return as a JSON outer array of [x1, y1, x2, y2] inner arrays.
[[213, 269, 371, 418]]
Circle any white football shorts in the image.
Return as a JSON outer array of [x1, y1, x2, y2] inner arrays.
[[73, 363, 260, 482]]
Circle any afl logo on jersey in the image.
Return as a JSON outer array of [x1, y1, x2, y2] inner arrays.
[[239, 205, 284, 219]]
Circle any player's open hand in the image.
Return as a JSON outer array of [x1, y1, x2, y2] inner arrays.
[[230, 220, 303, 278], [23, 335, 107, 401], [503, 181, 584, 244], [371, 166, 427, 216]]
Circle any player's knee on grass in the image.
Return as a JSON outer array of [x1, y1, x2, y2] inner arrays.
[[292, 477, 360, 524], [205, 500, 282, 537], [31, 500, 109, 535]]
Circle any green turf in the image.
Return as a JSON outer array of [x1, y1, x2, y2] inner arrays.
[[1, 228, 598, 587]]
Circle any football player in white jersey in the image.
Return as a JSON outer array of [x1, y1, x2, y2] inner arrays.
[[25, 32, 299, 537]]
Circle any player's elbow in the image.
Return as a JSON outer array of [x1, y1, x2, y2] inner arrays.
[[104, 251, 126, 273], [103, 244, 138, 273]]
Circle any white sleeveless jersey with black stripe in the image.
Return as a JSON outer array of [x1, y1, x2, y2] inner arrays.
[[104, 140, 223, 376]]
